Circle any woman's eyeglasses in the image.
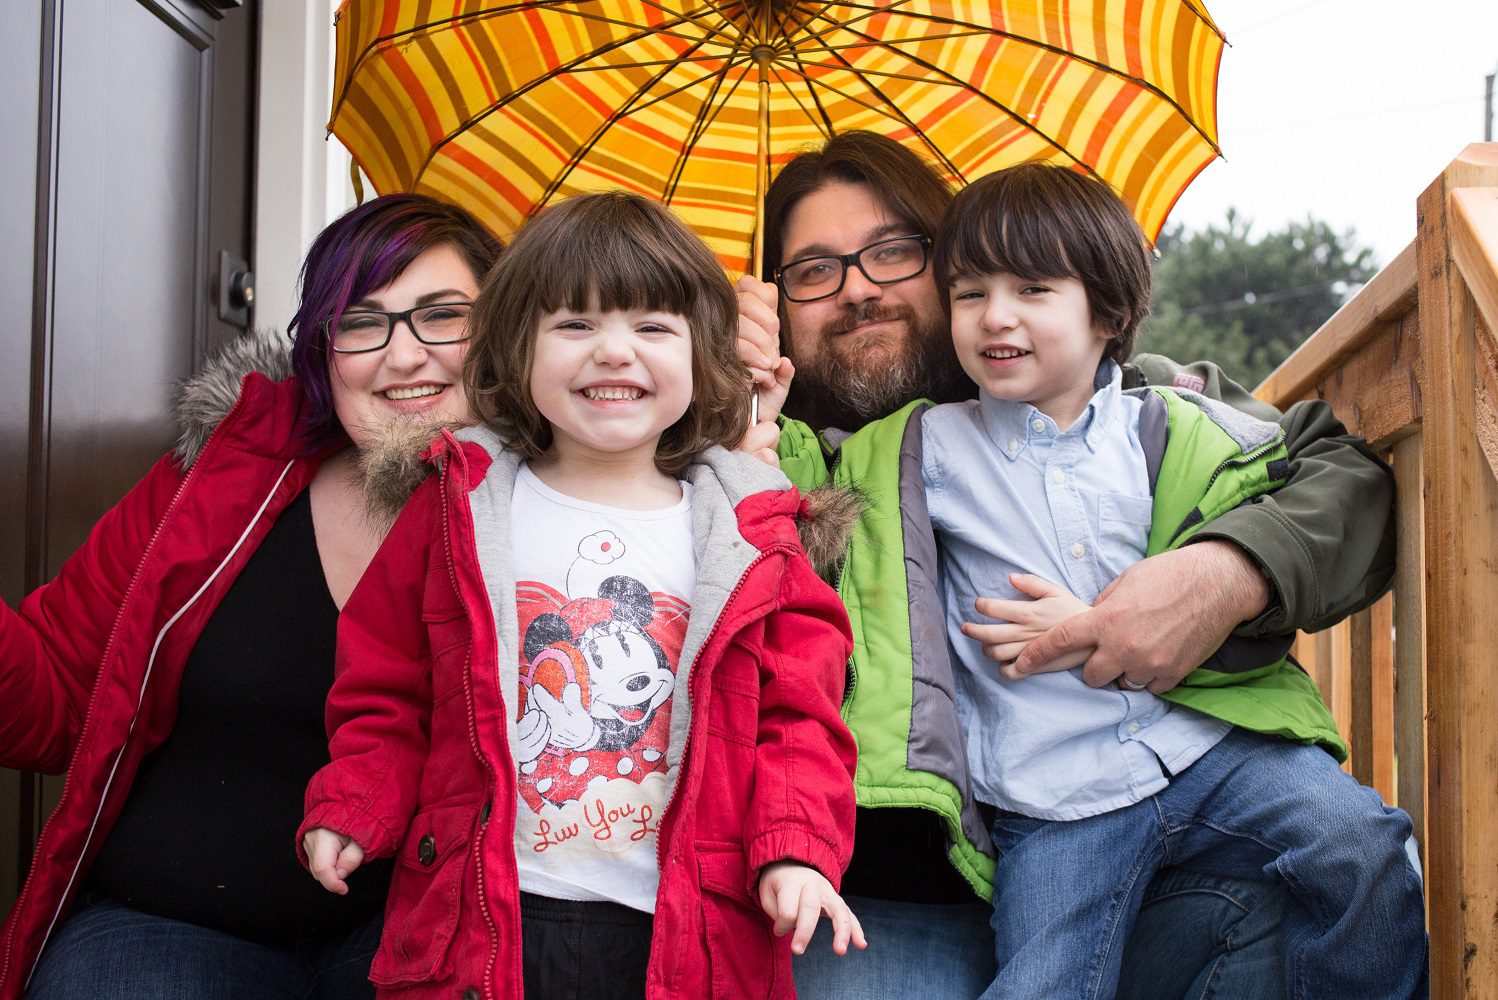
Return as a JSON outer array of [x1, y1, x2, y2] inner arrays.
[[324, 302, 473, 354]]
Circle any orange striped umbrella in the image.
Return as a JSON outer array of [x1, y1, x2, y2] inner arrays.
[[331, 0, 1224, 274]]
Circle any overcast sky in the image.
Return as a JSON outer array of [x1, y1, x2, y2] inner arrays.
[[1167, 0, 1498, 268]]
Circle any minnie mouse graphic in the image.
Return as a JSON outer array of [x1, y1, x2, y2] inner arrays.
[[515, 548, 688, 811]]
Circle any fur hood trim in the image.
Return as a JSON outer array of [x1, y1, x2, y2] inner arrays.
[[359, 418, 464, 530], [797, 481, 864, 580], [173, 329, 294, 467]]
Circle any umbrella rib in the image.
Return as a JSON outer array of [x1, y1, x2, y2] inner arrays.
[[765, 66, 836, 140], [782, 66, 966, 180], [773, 53, 842, 138], [533, 34, 722, 209], [661, 25, 759, 198], [784, 5, 1222, 154], [335, 1, 747, 126], [414, 9, 735, 180], [663, 64, 761, 202]]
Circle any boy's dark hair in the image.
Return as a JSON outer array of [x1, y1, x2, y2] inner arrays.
[[466, 191, 748, 476], [761, 130, 953, 280], [934, 163, 1152, 362]]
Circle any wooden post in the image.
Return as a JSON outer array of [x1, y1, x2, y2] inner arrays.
[[1416, 143, 1498, 997], [1391, 435, 1425, 868]]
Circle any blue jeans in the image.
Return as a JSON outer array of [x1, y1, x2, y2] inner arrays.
[[794, 867, 1286, 1000], [983, 729, 1428, 1000], [25, 898, 382, 1000]]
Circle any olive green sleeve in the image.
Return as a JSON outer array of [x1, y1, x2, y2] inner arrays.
[[1127, 353, 1396, 635]]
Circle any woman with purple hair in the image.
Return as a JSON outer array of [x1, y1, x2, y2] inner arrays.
[[0, 194, 501, 1000]]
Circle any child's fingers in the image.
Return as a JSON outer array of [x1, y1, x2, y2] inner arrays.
[[989, 639, 1028, 662], [789, 891, 823, 955], [335, 840, 366, 881], [307, 834, 349, 895], [1007, 573, 1069, 600], [962, 620, 1033, 645], [827, 898, 868, 955], [972, 597, 1037, 626], [758, 876, 795, 938], [849, 909, 868, 951], [962, 623, 1041, 670]]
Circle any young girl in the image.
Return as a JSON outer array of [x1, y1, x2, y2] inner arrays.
[[299, 191, 863, 1000]]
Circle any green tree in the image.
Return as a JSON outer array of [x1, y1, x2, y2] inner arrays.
[[1137, 211, 1379, 388]]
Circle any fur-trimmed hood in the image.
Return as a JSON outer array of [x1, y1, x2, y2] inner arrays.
[[359, 426, 862, 579], [173, 329, 294, 467]]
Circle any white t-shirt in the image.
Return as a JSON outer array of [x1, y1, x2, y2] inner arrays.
[[509, 464, 695, 913]]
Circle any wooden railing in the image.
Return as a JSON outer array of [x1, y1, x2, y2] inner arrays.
[[1254, 144, 1498, 998]]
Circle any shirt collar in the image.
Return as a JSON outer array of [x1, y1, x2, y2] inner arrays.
[[980, 360, 1123, 461]]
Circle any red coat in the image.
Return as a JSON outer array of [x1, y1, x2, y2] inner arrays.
[[0, 368, 325, 998], [298, 428, 857, 1000]]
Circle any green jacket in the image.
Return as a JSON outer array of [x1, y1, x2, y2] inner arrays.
[[783, 373, 1357, 899]]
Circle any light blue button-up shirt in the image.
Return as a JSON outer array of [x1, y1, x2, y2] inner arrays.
[[922, 363, 1231, 820]]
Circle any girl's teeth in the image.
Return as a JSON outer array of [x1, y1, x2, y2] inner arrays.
[[384, 385, 443, 400], [583, 386, 643, 401]]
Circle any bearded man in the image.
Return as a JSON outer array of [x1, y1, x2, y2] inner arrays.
[[736, 131, 1395, 1000]]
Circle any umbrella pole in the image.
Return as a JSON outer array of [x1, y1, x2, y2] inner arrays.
[[752, 50, 771, 280], [750, 40, 773, 427]]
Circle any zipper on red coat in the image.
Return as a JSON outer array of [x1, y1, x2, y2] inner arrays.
[[651, 544, 792, 993], [654, 543, 799, 871], [3, 388, 268, 991], [438, 451, 513, 1000]]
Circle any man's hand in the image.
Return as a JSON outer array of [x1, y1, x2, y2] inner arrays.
[[964, 574, 1091, 680], [303, 827, 366, 895], [735, 275, 793, 426], [1013, 541, 1271, 694], [757, 860, 867, 957]]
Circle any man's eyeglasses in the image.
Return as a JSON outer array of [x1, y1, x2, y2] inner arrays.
[[774, 235, 932, 303], [324, 303, 474, 354]]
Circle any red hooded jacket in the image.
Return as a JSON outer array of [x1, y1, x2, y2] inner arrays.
[[298, 426, 857, 999], [0, 358, 327, 997]]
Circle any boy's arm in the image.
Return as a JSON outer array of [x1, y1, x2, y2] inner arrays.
[[297, 481, 439, 866], [743, 550, 857, 893]]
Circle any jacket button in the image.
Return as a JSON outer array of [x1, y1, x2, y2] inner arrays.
[[480, 801, 491, 824], [417, 834, 437, 866]]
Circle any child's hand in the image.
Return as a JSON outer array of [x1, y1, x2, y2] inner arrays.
[[961, 574, 1093, 680], [303, 827, 366, 895], [757, 860, 867, 957]]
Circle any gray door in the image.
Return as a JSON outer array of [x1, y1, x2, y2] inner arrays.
[[0, 0, 260, 906]]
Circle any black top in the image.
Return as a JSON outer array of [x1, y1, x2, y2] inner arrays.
[[87, 489, 392, 943], [841, 808, 978, 903]]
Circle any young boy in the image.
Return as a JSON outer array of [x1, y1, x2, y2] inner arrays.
[[833, 163, 1427, 999]]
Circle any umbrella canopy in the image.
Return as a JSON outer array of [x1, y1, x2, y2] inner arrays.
[[331, 0, 1224, 273]]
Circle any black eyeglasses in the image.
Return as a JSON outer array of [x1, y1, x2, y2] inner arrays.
[[323, 302, 474, 354], [774, 235, 932, 303]]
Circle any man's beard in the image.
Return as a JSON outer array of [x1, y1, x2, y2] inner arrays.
[[783, 301, 973, 432]]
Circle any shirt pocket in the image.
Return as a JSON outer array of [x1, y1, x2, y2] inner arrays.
[[1097, 492, 1153, 564]]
